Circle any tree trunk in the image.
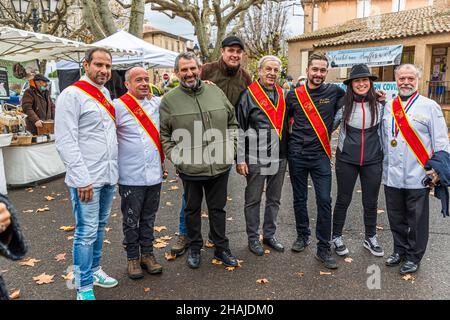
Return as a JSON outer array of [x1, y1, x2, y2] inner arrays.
[[81, 0, 107, 41], [96, 0, 118, 36], [128, 0, 145, 38]]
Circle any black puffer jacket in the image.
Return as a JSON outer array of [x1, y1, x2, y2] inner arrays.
[[0, 194, 27, 300]]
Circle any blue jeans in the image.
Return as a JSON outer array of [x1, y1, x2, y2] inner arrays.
[[179, 192, 187, 236], [288, 153, 332, 250], [69, 184, 116, 291]]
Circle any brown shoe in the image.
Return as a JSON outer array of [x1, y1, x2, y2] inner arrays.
[[171, 235, 189, 257], [141, 253, 163, 274], [127, 259, 144, 280]]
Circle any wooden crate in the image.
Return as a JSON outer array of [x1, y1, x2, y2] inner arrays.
[[37, 120, 54, 135], [11, 135, 32, 145]]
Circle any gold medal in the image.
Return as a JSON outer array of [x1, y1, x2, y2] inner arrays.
[[391, 139, 397, 147]]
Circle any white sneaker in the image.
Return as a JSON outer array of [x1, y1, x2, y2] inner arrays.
[[332, 236, 349, 256], [363, 235, 384, 257], [93, 267, 118, 288]]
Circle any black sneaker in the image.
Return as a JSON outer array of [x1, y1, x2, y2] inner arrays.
[[363, 235, 384, 257], [332, 236, 349, 256], [291, 236, 311, 252], [214, 249, 238, 267], [315, 248, 338, 269]]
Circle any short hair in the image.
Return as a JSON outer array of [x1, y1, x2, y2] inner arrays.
[[84, 47, 112, 64], [258, 55, 282, 69], [124, 66, 147, 82], [394, 64, 422, 79], [174, 51, 202, 72], [308, 52, 329, 68]]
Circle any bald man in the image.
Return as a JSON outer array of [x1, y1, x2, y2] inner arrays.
[[114, 67, 164, 280]]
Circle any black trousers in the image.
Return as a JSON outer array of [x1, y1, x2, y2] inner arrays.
[[384, 186, 430, 264], [182, 173, 230, 254], [119, 184, 161, 259], [332, 159, 382, 238]]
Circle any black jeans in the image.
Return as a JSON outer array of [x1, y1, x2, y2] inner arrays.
[[288, 153, 332, 250], [332, 158, 382, 238], [182, 173, 230, 254], [119, 184, 161, 260], [384, 186, 430, 264]]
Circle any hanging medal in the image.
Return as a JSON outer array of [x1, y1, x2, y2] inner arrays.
[[391, 92, 419, 147]]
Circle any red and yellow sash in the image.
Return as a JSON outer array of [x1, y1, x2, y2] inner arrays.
[[392, 96, 429, 168], [72, 80, 116, 122], [119, 93, 165, 162], [294, 85, 332, 159], [247, 81, 286, 139]]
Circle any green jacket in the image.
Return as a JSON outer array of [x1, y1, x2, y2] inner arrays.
[[160, 81, 239, 177]]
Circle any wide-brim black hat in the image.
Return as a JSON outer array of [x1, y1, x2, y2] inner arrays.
[[343, 64, 377, 85]]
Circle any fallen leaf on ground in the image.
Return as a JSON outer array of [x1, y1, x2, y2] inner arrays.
[[319, 271, 332, 276], [227, 217, 234, 221], [256, 278, 269, 284], [225, 267, 235, 271], [344, 257, 353, 263], [22, 209, 34, 213], [144, 288, 151, 293], [0, 270, 8, 273], [19, 258, 41, 267], [154, 242, 167, 249], [237, 259, 244, 267], [377, 209, 385, 214], [164, 252, 176, 261], [402, 274, 416, 282], [165, 202, 173, 207], [54, 253, 66, 262], [212, 259, 223, 265], [295, 272, 305, 278], [227, 197, 232, 201], [154, 226, 167, 232], [169, 185, 179, 191], [356, 189, 362, 193], [201, 211, 208, 218], [62, 271, 74, 281], [26, 188, 34, 193], [61, 198, 69, 202], [160, 236, 172, 241], [67, 236, 74, 240], [9, 289, 20, 300], [33, 273, 55, 285], [168, 179, 178, 183], [59, 226, 75, 232], [259, 235, 263, 241], [205, 240, 215, 248], [103, 239, 111, 244], [36, 207, 50, 213], [155, 238, 168, 243], [264, 249, 270, 255], [111, 213, 118, 218], [41, 186, 47, 189], [105, 227, 111, 232], [45, 196, 55, 201], [376, 225, 384, 230]]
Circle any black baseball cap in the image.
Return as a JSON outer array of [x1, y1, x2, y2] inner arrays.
[[34, 74, 50, 82], [221, 36, 244, 50]]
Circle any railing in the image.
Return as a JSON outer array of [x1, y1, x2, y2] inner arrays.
[[427, 81, 450, 105]]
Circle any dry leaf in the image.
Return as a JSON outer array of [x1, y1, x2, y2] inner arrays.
[[26, 188, 34, 193], [45, 196, 55, 201], [205, 240, 215, 248], [259, 234, 263, 241], [19, 258, 41, 267], [377, 209, 385, 214], [33, 273, 55, 285], [169, 185, 179, 191], [165, 201, 173, 207], [227, 197, 232, 201], [356, 189, 362, 193], [168, 179, 177, 183], [212, 259, 223, 265], [256, 278, 269, 284], [9, 289, 20, 300], [22, 209, 34, 213], [264, 249, 270, 255], [144, 287, 151, 293], [111, 213, 118, 218], [41, 186, 47, 189], [105, 227, 111, 232], [225, 266, 235, 272], [54, 253, 66, 262], [164, 252, 177, 261], [376, 225, 384, 230], [154, 242, 167, 249], [59, 226, 75, 232], [0, 270, 8, 273], [160, 236, 172, 241], [67, 236, 74, 240], [319, 271, 332, 276], [402, 274, 416, 282], [104, 239, 111, 244], [295, 272, 305, 278], [227, 217, 234, 221], [154, 226, 167, 232], [36, 207, 50, 213], [61, 198, 69, 202], [237, 259, 244, 267], [344, 257, 353, 263], [62, 272, 74, 281], [201, 211, 209, 218]]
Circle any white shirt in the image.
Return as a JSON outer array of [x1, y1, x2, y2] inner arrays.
[[55, 76, 118, 188], [115, 94, 163, 186], [382, 94, 449, 189]]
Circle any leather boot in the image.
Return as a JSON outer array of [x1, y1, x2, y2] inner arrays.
[[127, 259, 144, 279], [141, 253, 163, 274]]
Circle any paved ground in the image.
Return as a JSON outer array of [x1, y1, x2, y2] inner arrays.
[[2, 159, 450, 301]]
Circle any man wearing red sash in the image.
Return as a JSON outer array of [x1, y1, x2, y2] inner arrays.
[[383, 64, 449, 275], [114, 67, 164, 280], [55, 48, 118, 300], [236, 55, 288, 256], [285, 53, 345, 269]]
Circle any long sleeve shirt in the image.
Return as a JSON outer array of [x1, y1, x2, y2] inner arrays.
[[381, 94, 449, 189], [55, 76, 118, 188], [114, 94, 163, 186]]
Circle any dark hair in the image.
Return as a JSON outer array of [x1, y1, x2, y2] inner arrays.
[[308, 53, 329, 68], [84, 47, 112, 64], [343, 78, 378, 127]]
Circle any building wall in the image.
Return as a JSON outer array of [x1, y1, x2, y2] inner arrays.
[[143, 33, 186, 53], [287, 33, 450, 96]]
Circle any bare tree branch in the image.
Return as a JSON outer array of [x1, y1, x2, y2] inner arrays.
[[115, 0, 132, 9]]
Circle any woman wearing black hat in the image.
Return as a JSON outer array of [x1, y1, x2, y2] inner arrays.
[[331, 64, 385, 257]]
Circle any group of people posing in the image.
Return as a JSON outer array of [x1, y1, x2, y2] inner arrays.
[[38, 35, 448, 300]]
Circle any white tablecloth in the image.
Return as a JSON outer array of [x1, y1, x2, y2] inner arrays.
[[3, 142, 65, 186]]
